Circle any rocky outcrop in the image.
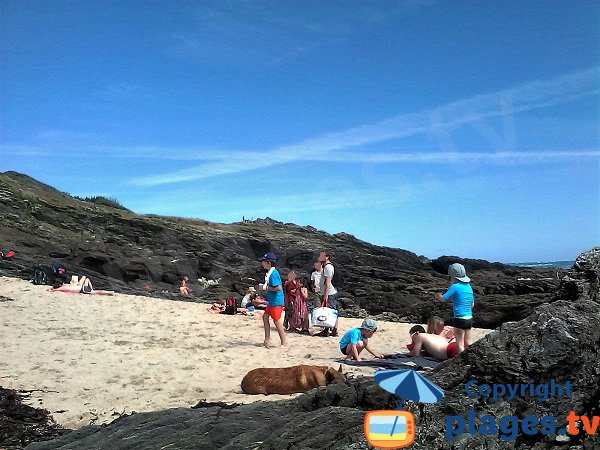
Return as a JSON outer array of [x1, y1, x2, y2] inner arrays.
[[25, 249, 600, 449], [0, 171, 563, 328], [555, 247, 600, 304], [0, 388, 69, 450]]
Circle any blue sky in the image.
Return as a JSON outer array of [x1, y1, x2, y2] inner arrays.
[[1, 0, 599, 262]]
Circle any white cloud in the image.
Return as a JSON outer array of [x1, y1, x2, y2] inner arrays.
[[300, 150, 600, 164], [170, 1, 410, 67], [130, 184, 414, 219], [130, 67, 600, 186]]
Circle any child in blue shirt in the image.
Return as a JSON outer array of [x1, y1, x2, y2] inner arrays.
[[435, 263, 474, 355], [339, 318, 384, 361], [257, 252, 286, 348]]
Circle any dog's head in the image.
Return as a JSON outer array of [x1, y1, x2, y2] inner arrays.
[[325, 365, 347, 384]]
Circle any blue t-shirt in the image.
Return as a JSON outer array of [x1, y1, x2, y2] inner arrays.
[[266, 269, 284, 307], [442, 282, 474, 319], [339, 328, 367, 350]]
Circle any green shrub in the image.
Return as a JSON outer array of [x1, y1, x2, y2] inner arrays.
[[74, 195, 130, 211]]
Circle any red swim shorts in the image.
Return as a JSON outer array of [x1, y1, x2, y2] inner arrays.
[[264, 305, 284, 321], [447, 342, 459, 358]]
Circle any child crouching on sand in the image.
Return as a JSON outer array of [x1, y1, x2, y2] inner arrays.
[[257, 252, 286, 348], [339, 319, 384, 361]]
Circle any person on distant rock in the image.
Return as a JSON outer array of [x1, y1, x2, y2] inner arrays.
[[316, 250, 339, 337], [179, 276, 191, 296], [310, 261, 323, 295], [283, 270, 301, 331], [339, 318, 384, 361], [257, 252, 286, 348], [435, 263, 474, 354]]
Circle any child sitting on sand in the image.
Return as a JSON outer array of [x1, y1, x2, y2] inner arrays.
[[241, 287, 255, 308], [257, 252, 286, 348], [435, 263, 474, 354], [339, 318, 384, 361]]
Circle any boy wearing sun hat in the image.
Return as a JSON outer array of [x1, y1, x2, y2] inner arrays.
[[339, 318, 384, 361], [435, 263, 474, 355]]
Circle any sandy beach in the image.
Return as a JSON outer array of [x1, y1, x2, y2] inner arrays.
[[0, 276, 491, 429]]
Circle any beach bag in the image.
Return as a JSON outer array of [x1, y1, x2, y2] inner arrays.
[[311, 306, 338, 328], [32, 267, 48, 285], [224, 296, 237, 315]]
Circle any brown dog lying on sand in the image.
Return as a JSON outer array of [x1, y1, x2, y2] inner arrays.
[[241, 364, 347, 395]]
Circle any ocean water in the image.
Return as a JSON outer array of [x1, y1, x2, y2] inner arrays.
[[512, 261, 575, 269]]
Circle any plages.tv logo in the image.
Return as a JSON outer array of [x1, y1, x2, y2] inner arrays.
[[447, 379, 600, 441], [364, 369, 444, 449]]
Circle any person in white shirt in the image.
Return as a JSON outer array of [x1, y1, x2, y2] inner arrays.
[[316, 250, 339, 337], [241, 287, 257, 308], [310, 261, 322, 294]]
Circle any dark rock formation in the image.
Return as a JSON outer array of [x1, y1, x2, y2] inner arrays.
[[25, 379, 391, 450], [555, 247, 600, 304], [0, 388, 69, 450], [24, 248, 600, 450], [0, 171, 563, 327]]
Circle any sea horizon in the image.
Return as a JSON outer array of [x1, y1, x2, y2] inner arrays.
[[511, 260, 575, 269]]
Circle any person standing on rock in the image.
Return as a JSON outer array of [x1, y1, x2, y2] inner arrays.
[[257, 252, 286, 348], [435, 263, 474, 354], [316, 250, 339, 337]]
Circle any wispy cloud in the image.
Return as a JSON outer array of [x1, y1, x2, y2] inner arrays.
[[129, 67, 600, 187], [130, 184, 414, 219], [169, 1, 412, 67], [299, 150, 600, 164], [170, 2, 340, 66]]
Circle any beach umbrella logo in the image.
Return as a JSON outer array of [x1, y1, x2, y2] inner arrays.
[[374, 369, 445, 405], [364, 369, 444, 448]]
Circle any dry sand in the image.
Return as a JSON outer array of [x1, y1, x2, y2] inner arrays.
[[0, 276, 492, 429]]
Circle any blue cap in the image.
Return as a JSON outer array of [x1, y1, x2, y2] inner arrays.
[[258, 252, 277, 262]]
